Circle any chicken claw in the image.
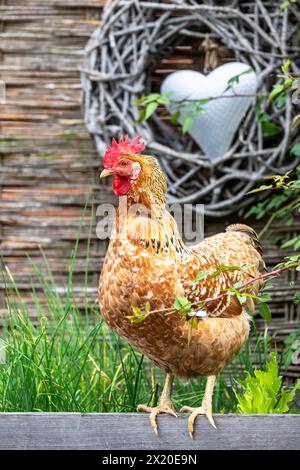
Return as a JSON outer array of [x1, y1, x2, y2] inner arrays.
[[180, 405, 217, 438], [137, 403, 177, 435]]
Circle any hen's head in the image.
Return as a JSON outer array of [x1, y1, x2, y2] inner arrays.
[[100, 136, 167, 205]]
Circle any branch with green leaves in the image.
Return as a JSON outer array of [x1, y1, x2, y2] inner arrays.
[[246, 165, 300, 245], [134, 63, 294, 138], [128, 256, 300, 329], [246, 59, 300, 243], [269, 59, 300, 129], [133, 69, 259, 133]]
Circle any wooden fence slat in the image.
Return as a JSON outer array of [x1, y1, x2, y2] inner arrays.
[[0, 413, 299, 450]]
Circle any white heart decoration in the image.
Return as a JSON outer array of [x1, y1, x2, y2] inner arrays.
[[161, 62, 257, 160]]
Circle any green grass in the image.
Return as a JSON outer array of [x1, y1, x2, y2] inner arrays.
[[0, 306, 271, 413]]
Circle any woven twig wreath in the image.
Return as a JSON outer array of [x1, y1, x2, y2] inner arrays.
[[82, 0, 300, 217]]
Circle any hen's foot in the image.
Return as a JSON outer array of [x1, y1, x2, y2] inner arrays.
[[137, 402, 177, 435], [180, 405, 217, 438]]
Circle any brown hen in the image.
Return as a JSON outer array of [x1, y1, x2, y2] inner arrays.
[[99, 136, 265, 436]]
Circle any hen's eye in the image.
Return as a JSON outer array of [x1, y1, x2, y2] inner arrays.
[[119, 161, 127, 166]]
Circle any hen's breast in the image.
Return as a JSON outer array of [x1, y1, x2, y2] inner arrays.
[[99, 236, 249, 378], [99, 236, 181, 317]]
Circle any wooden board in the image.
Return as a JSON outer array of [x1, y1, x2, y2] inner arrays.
[[0, 413, 299, 450]]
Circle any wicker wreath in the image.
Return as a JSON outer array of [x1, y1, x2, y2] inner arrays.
[[82, 0, 300, 217]]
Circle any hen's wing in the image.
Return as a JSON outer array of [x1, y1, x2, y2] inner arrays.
[[188, 224, 266, 317]]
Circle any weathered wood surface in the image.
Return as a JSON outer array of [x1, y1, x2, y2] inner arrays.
[[0, 0, 108, 314], [0, 413, 299, 450], [0, 0, 299, 380]]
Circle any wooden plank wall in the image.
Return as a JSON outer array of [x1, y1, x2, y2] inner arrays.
[[0, 0, 111, 314], [0, 1, 299, 380]]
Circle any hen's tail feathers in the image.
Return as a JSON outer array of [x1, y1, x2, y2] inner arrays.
[[226, 223, 267, 273], [226, 224, 266, 315], [226, 223, 262, 254]]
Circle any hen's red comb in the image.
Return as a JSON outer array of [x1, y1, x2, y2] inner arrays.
[[103, 135, 145, 168]]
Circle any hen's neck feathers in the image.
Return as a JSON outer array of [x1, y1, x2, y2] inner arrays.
[[114, 154, 187, 254], [126, 154, 167, 216]]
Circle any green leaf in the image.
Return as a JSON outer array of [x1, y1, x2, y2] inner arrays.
[[182, 115, 194, 133], [293, 291, 300, 304], [246, 184, 273, 194], [258, 302, 272, 322], [262, 283, 274, 291], [237, 294, 247, 304], [174, 296, 189, 309], [157, 92, 172, 105], [284, 77, 294, 87], [279, 0, 290, 11], [174, 296, 191, 314], [224, 68, 253, 92], [262, 121, 281, 136], [282, 58, 292, 74], [193, 269, 211, 283], [275, 93, 287, 108], [286, 254, 299, 262], [136, 108, 146, 124], [145, 101, 158, 120], [269, 83, 285, 102], [129, 306, 147, 323], [132, 95, 146, 106], [258, 292, 272, 303], [291, 143, 300, 157], [281, 236, 300, 248], [144, 93, 161, 102], [233, 280, 243, 289], [255, 96, 265, 116], [258, 112, 270, 123], [170, 110, 181, 124], [276, 380, 300, 412], [190, 316, 198, 330], [132, 306, 142, 316]]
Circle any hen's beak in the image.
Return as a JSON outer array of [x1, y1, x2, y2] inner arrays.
[[100, 168, 113, 179]]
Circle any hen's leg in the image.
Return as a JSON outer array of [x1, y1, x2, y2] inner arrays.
[[181, 375, 217, 438], [137, 373, 177, 434]]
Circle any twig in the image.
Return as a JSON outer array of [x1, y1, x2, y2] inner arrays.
[[168, 92, 269, 105], [140, 260, 300, 318]]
